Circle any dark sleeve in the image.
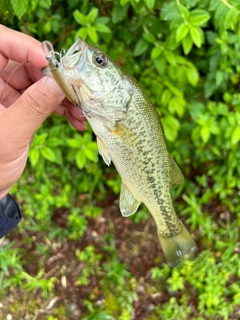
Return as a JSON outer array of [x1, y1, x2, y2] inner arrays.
[[0, 194, 22, 238]]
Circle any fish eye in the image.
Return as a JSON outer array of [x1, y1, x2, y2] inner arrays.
[[93, 53, 108, 67]]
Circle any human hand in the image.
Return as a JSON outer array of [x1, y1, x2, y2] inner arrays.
[[0, 25, 86, 199]]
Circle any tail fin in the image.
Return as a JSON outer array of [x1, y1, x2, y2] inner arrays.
[[158, 221, 196, 267]]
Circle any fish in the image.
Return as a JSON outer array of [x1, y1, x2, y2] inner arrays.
[[42, 38, 196, 267]]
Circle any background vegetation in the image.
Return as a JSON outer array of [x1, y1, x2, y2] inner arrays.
[[0, 0, 240, 319]]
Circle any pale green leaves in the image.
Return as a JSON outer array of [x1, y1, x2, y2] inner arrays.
[[143, 0, 155, 10], [29, 127, 98, 171], [162, 116, 180, 142], [152, 49, 199, 87], [229, 112, 240, 145], [190, 10, 211, 26], [176, 23, 189, 42], [29, 133, 62, 167], [74, 8, 111, 43], [87, 7, 99, 24], [161, 80, 186, 118], [10, 0, 28, 18], [189, 102, 221, 144], [174, 8, 210, 54], [133, 38, 149, 56], [231, 127, 240, 144], [10, 0, 52, 18], [67, 133, 98, 169]]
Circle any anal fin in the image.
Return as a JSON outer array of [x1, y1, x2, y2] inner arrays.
[[120, 184, 141, 217]]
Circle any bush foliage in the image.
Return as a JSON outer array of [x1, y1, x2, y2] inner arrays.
[[0, 0, 240, 319]]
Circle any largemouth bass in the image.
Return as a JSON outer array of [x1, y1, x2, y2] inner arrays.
[[42, 39, 196, 267]]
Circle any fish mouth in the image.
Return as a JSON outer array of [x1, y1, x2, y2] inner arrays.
[[61, 38, 87, 70]]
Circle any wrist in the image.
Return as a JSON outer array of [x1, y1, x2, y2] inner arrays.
[[0, 188, 11, 200]]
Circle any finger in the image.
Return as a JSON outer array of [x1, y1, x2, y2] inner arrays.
[[55, 101, 85, 119], [1, 76, 65, 141], [0, 25, 47, 69], [0, 78, 21, 107], [67, 103, 86, 121], [67, 114, 87, 131], [55, 103, 86, 131], [55, 105, 87, 131], [0, 60, 43, 90]]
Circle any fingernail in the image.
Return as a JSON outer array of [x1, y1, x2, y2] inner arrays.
[[44, 76, 65, 98]]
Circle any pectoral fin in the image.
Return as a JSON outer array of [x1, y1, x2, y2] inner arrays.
[[171, 156, 184, 185], [120, 184, 141, 217], [97, 137, 111, 166]]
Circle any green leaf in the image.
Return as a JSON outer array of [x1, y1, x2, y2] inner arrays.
[[186, 67, 199, 86], [216, 70, 224, 86], [231, 127, 240, 144], [164, 50, 176, 66], [143, 33, 156, 44], [201, 126, 210, 143], [224, 7, 238, 30], [162, 116, 180, 142], [214, 2, 230, 30], [42, 20, 51, 33], [161, 1, 179, 21], [40, 147, 56, 162], [87, 26, 98, 43], [34, 133, 48, 146], [47, 137, 62, 147], [182, 34, 193, 55], [176, 23, 189, 42], [178, 4, 190, 20], [94, 23, 111, 33], [189, 26, 202, 48], [11, 0, 28, 18], [144, 0, 155, 10], [39, 0, 51, 9], [153, 55, 166, 75], [112, 5, 129, 24], [120, 0, 130, 5], [190, 10, 210, 26], [52, 148, 62, 165], [133, 38, 149, 56], [87, 8, 98, 24], [29, 149, 39, 167], [164, 81, 183, 98], [75, 27, 88, 40], [84, 147, 98, 162], [161, 89, 172, 106], [95, 17, 110, 25], [76, 151, 86, 169], [151, 47, 162, 59], [204, 75, 217, 98], [67, 138, 82, 148], [73, 10, 87, 25]]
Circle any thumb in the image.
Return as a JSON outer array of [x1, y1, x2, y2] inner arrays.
[[4, 76, 65, 140]]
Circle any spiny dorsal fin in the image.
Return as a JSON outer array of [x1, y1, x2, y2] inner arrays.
[[120, 184, 141, 217]]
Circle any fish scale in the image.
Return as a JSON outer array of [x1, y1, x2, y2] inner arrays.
[[43, 38, 196, 267]]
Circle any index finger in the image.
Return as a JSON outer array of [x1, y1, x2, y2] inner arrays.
[[0, 25, 47, 70]]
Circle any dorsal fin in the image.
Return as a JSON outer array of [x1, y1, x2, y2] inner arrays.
[[171, 156, 184, 185]]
